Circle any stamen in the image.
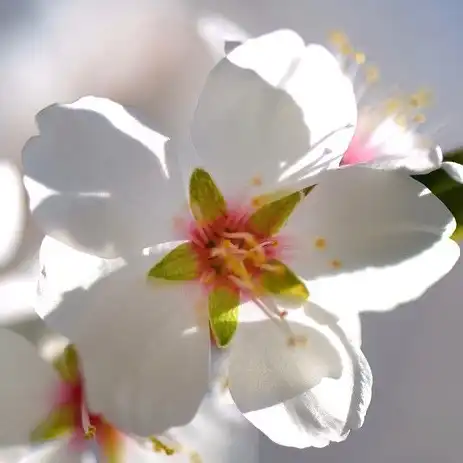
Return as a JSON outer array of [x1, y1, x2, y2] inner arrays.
[[394, 114, 407, 128], [81, 402, 95, 440], [354, 52, 366, 64], [329, 30, 350, 48], [314, 237, 327, 249], [84, 425, 96, 440], [151, 437, 176, 456], [331, 259, 342, 269], [190, 451, 203, 463], [385, 98, 403, 115], [409, 89, 432, 108], [222, 232, 259, 248], [200, 271, 215, 284], [196, 224, 210, 243], [365, 65, 380, 83], [258, 263, 285, 274], [287, 335, 308, 348], [228, 274, 256, 292], [220, 376, 230, 392], [251, 175, 262, 186], [253, 298, 298, 344], [412, 113, 426, 124]]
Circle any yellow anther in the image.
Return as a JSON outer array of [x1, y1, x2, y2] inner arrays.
[[314, 237, 326, 249], [190, 451, 203, 463], [413, 113, 426, 124], [251, 195, 265, 209], [151, 437, 176, 456], [354, 52, 366, 64], [365, 65, 380, 83], [251, 176, 262, 186], [200, 271, 215, 284], [331, 259, 342, 269], [340, 43, 354, 56], [409, 89, 432, 108], [84, 425, 96, 440], [222, 232, 259, 248], [394, 114, 407, 128], [221, 376, 230, 392], [287, 335, 308, 348], [385, 98, 403, 114], [329, 30, 350, 47]]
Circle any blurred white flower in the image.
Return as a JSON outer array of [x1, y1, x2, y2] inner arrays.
[[325, 31, 445, 175], [0, 329, 260, 463]]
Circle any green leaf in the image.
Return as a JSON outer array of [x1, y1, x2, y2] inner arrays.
[[209, 287, 239, 348], [260, 259, 309, 301], [248, 191, 302, 236], [414, 157, 463, 241], [148, 243, 199, 280], [53, 344, 79, 383], [414, 166, 456, 196], [436, 185, 463, 241], [30, 406, 76, 442], [189, 168, 226, 222]]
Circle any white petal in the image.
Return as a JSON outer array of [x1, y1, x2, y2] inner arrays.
[[119, 391, 259, 463], [343, 111, 444, 174], [230, 305, 371, 448], [20, 439, 96, 463], [190, 30, 356, 199], [0, 161, 25, 269], [284, 167, 459, 314], [23, 97, 185, 258], [365, 119, 443, 174], [0, 446, 31, 463], [442, 161, 463, 183], [0, 329, 60, 445], [41, 248, 210, 437], [36, 236, 125, 334], [0, 261, 40, 324]]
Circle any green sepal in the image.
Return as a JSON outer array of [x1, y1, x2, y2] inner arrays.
[[148, 243, 199, 280], [260, 259, 309, 301], [30, 405, 76, 443], [53, 344, 79, 383], [189, 168, 226, 223], [209, 287, 240, 348], [248, 191, 302, 236]]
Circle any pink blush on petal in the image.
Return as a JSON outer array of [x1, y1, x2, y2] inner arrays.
[[341, 135, 375, 165]]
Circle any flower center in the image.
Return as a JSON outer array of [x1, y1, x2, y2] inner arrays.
[[190, 212, 279, 294]]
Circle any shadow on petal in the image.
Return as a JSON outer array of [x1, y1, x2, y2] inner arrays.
[[23, 99, 186, 258], [39, 254, 210, 436], [191, 60, 313, 195], [229, 317, 342, 413], [306, 304, 372, 434]]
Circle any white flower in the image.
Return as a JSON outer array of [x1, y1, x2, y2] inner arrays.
[[0, 328, 259, 463], [23, 31, 458, 448], [323, 31, 449, 176]]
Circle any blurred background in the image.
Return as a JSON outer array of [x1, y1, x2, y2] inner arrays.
[[0, 0, 462, 461]]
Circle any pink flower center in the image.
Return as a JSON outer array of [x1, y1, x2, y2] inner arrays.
[[340, 134, 375, 165], [55, 371, 119, 455], [189, 210, 280, 295]]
